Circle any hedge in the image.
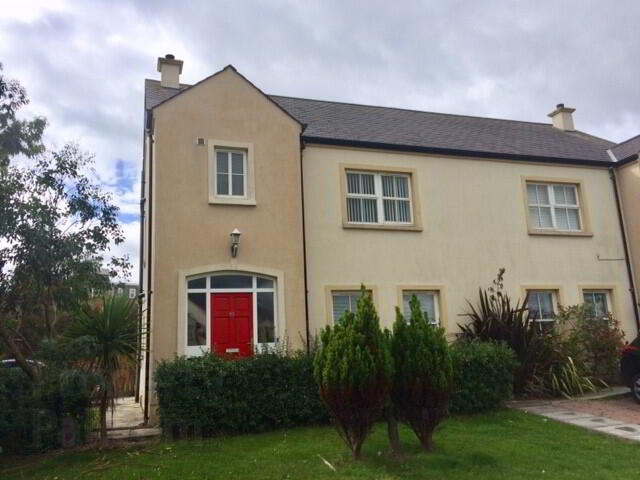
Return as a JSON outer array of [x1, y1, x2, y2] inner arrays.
[[449, 341, 517, 414], [155, 352, 329, 435], [155, 341, 516, 436], [0, 367, 93, 454]]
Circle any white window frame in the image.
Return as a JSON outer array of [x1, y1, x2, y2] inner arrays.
[[185, 273, 278, 357], [401, 290, 440, 326], [128, 288, 136, 299], [214, 149, 247, 199], [583, 290, 611, 319], [345, 170, 413, 225], [527, 182, 582, 232], [526, 290, 557, 326], [207, 140, 256, 206], [331, 291, 361, 323]]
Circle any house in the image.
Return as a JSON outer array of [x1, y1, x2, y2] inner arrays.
[[90, 270, 140, 300], [610, 136, 640, 302], [138, 54, 640, 422]]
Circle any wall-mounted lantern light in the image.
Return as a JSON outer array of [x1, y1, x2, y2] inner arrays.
[[230, 228, 242, 257]]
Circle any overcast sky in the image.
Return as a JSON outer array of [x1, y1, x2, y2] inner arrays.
[[2, 0, 639, 281]]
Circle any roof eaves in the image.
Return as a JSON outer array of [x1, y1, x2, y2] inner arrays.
[[614, 153, 640, 166], [302, 136, 614, 167]]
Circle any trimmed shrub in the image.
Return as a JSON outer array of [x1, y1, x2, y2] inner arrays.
[[449, 341, 517, 414], [314, 287, 393, 459], [155, 351, 328, 436], [0, 367, 93, 454], [390, 296, 453, 450]]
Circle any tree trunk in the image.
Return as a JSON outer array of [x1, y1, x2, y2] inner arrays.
[[99, 387, 109, 445], [352, 441, 363, 460], [387, 409, 400, 453], [42, 290, 58, 338], [421, 431, 434, 451], [0, 319, 38, 380]]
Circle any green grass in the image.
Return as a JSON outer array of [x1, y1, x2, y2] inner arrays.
[[2, 410, 639, 479]]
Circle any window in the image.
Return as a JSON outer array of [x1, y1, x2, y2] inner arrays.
[[117, 287, 124, 296], [346, 171, 412, 225], [208, 140, 255, 205], [527, 183, 581, 231], [215, 149, 246, 198], [128, 288, 136, 299], [583, 291, 610, 319], [184, 273, 278, 355], [331, 291, 363, 322], [187, 292, 207, 346], [527, 290, 556, 331], [402, 291, 439, 325]]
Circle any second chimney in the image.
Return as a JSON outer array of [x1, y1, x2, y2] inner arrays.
[[157, 54, 183, 89], [548, 103, 576, 131]]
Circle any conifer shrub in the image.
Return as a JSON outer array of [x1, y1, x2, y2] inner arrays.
[[313, 287, 393, 459], [390, 295, 454, 450]]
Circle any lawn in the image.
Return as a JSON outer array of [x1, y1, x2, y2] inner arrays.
[[2, 410, 639, 479]]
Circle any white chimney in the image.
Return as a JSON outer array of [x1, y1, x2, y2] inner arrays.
[[548, 103, 576, 131], [157, 54, 183, 89]]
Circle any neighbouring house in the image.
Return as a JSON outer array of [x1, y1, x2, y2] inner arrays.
[[90, 270, 140, 300], [138, 54, 640, 422], [610, 135, 640, 302], [112, 282, 140, 300]]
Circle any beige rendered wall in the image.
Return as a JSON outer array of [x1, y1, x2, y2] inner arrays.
[[303, 145, 638, 340], [617, 159, 640, 301], [148, 68, 306, 391]]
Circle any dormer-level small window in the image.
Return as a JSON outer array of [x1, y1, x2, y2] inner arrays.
[[215, 149, 246, 198]]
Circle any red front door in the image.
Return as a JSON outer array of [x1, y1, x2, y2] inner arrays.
[[211, 293, 253, 357]]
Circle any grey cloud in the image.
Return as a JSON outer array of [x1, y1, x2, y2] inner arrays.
[[1, 0, 639, 274]]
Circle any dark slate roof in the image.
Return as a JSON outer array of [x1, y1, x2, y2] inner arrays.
[[610, 135, 640, 162], [145, 78, 615, 165], [145, 79, 190, 110]]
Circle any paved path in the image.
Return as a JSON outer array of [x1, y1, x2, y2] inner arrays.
[[104, 397, 161, 441], [510, 388, 640, 442]]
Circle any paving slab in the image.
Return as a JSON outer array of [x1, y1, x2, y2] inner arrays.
[[509, 394, 640, 442], [565, 416, 625, 429], [519, 405, 561, 414], [595, 424, 640, 440], [541, 410, 595, 422], [107, 427, 161, 441]]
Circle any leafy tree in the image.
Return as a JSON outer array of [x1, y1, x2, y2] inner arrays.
[[0, 64, 129, 379], [390, 295, 453, 450], [313, 286, 393, 459], [65, 295, 138, 442]]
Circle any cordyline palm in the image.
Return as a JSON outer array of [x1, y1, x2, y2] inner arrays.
[[66, 295, 138, 442]]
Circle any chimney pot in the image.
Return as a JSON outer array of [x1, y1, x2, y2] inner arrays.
[[157, 54, 183, 89], [556, 103, 564, 108], [548, 103, 576, 131]]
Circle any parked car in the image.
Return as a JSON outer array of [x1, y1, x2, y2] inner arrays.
[[0, 358, 44, 369], [620, 335, 640, 404]]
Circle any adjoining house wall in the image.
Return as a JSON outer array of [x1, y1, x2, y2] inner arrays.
[[617, 158, 640, 302], [303, 145, 638, 340], [145, 68, 306, 412]]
